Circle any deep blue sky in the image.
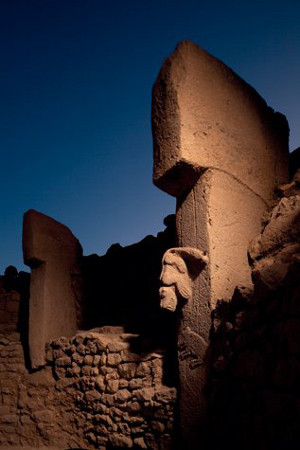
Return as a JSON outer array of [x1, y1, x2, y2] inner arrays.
[[1, 0, 299, 273]]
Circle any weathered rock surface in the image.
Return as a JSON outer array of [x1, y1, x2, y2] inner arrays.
[[152, 40, 289, 447], [249, 169, 300, 291], [152, 40, 289, 202], [49, 331, 177, 449], [0, 283, 177, 449], [209, 168, 300, 450], [152, 40, 289, 307], [23, 210, 83, 368]]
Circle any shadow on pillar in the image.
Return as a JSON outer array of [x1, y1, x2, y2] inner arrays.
[[17, 271, 31, 370], [1, 266, 31, 370]]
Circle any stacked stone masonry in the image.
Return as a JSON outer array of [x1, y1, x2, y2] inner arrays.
[[0, 286, 177, 449], [48, 331, 177, 449]]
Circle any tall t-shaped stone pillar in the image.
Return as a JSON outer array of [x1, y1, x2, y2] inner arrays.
[[152, 41, 289, 447], [23, 210, 82, 368]]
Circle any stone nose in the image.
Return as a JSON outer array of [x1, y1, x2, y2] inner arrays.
[[160, 265, 178, 285]]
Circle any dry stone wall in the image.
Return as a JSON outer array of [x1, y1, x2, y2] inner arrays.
[[48, 330, 177, 449], [0, 283, 85, 448], [0, 280, 177, 449], [0, 290, 43, 446]]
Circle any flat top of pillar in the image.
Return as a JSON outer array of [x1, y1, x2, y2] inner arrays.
[[152, 41, 289, 201], [23, 209, 82, 265]]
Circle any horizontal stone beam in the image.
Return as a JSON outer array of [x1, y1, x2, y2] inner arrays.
[[152, 40, 289, 202]]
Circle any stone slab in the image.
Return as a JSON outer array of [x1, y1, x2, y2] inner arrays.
[[23, 209, 82, 368], [152, 40, 289, 202]]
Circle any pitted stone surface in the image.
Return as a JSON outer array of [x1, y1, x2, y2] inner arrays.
[[152, 40, 289, 201], [49, 331, 177, 449], [0, 294, 177, 450]]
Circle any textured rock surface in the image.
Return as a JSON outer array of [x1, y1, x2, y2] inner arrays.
[[49, 330, 177, 449], [23, 210, 83, 368], [209, 170, 300, 450], [0, 282, 66, 448], [152, 41, 289, 447], [152, 40, 289, 202], [152, 40, 289, 307], [0, 281, 177, 449]]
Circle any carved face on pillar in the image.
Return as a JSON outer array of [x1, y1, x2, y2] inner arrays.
[[159, 247, 208, 312], [159, 286, 178, 312]]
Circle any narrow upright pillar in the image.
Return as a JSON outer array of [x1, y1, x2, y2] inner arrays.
[[23, 209, 82, 368], [152, 41, 289, 447]]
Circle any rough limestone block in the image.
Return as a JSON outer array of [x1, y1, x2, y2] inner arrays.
[[23, 209, 82, 368], [152, 40, 289, 202], [152, 41, 289, 447], [176, 169, 267, 306]]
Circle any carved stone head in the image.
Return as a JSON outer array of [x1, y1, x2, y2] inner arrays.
[[159, 247, 208, 312], [159, 286, 178, 312]]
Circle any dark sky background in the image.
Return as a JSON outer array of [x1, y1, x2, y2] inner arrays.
[[1, 0, 299, 273]]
